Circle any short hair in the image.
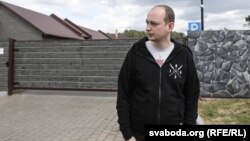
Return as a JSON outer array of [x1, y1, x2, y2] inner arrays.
[[153, 5, 175, 23]]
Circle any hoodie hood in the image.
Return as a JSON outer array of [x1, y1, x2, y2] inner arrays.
[[132, 37, 187, 64]]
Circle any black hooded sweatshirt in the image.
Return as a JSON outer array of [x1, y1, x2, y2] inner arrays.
[[116, 37, 200, 140]]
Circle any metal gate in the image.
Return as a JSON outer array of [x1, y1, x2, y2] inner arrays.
[[8, 39, 136, 95], [6, 38, 188, 95], [0, 39, 9, 94]]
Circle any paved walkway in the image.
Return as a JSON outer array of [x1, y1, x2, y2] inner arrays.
[[0, 90, 124, 141], [0, 91, 7, 96]]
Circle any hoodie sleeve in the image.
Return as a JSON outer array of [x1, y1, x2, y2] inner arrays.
[[116, 48, 134, 140], [183, 49, 200, 124]]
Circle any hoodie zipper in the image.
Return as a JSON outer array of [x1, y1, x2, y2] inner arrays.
[[135, 44, 183, 124], [136, 51, 162, 124], [157, 68, 162, 124]]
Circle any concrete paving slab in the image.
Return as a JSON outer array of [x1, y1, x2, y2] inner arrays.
[[0, 91, 124, 141], [0, 91, 7, 96], [0, 90, 205, 140]]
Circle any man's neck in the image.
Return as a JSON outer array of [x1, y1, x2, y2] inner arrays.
[[152, 38, 172, 49]]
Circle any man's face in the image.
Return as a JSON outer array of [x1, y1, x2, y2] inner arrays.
[[146, 7, 174, 42]]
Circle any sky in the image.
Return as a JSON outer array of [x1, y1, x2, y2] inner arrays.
[[2, 0, 250, 34]]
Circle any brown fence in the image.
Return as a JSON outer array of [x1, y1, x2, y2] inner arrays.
[[1, 38, 188, 95]]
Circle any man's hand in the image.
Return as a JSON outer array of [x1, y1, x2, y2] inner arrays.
[[127, 136, 136, 141]]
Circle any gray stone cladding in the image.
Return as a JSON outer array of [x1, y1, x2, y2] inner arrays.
[[188, 30, 250, 98]]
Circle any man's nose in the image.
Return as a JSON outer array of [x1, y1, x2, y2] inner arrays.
[[146, 24, 151, 31]]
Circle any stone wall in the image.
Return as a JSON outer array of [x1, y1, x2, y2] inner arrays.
[[188, 30, 250, 97]]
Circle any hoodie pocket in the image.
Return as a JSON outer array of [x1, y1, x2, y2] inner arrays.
[[178, 105, 184, 120], [160, 103, 183, 123], [137, 102, 158, 123]]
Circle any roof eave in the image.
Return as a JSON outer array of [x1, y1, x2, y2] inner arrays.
[[98, 30, 113, 39], [0, 1, 45, 34], [42, 33, 84, 40]]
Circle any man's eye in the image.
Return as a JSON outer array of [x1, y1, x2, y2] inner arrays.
[[151, 23, 158, 26], [146, 21, 158, 26]]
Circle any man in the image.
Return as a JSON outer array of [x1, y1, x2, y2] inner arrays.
[[117, 5, 200, 141]]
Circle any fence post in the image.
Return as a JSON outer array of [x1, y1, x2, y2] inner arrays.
[[8, 38, 15, 96]]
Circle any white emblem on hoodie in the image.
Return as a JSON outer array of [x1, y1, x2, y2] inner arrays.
[[169, 63, 183, 79]]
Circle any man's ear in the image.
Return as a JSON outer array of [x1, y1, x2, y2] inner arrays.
[[168, 22, 175, 31]]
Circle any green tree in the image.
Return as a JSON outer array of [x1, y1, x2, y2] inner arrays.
[[123, 29, 146, 38], [244, 15, 250, 27], [123, 29, 185, 39], [171, 31, 186, 39]]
